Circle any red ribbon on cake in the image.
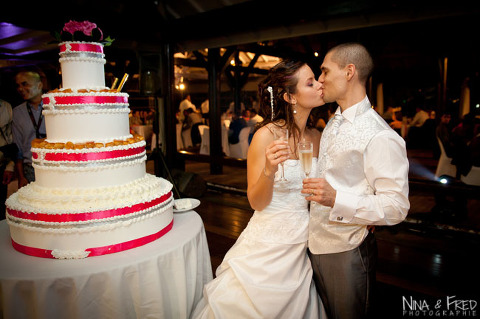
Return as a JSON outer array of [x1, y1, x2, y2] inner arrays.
[[32, 146, 144, 162], [7, 192, 172, 222], [11, 219, 174, 259], [43, 95, 128, 106], [60, 43, 104, 54]]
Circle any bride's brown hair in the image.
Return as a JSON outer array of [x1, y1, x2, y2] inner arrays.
[[257, 59, 311, 145]]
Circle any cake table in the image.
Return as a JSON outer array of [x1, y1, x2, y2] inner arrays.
[[0, 211, 212, 319]]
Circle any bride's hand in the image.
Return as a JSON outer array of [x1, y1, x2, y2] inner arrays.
[[264, 140, 289, 177]]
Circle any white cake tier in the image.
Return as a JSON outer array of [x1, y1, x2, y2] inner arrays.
[[59, 42, 106, 89], [43, 108, 130, 143], [5, 174, 174, 259], [33, 154, 147, 188]]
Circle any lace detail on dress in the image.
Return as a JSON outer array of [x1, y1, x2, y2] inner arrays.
[[241, 159, 317, 244]]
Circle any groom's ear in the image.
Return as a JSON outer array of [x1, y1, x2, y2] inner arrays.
[[345, 63, 355, 81]]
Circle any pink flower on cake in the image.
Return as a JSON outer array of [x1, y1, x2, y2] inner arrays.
[[63, 20, 103, 40], [52, 20, 114, 46]]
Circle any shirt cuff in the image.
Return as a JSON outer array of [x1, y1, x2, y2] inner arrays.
[[329, 190, 360, 223]]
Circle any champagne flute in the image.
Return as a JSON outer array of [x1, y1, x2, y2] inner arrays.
[[299, 141, 313, 196], [273, 127, 289, 185]]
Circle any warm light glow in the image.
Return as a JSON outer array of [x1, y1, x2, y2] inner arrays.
[[179, 83, 185, 90], [314, 52, 319, 57], [230, 59, 235, 66]]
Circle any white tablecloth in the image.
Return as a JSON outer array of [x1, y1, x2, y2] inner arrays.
[[0, 211, 213, 319], [199, 126, 230, 156]]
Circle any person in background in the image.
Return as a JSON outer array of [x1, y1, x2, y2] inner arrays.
[[246, 108, 264, 144], [12, 69, 46, 189], [436, 112, 454, 157], [312, 104, 336, 132], [227, 111, 247, 145], [247, 107, 264, 128], [200, 98, 209, 125], [470, 123, 480, 169], [0, 98, 16, 219], [452, 112, 476, 179], [409, 105, 430, 128], [303, 43, 409, 319], [178, 94, 197, 123], [406, 104, 431, 148], [381, 106, 394, 124], [182, 107, 203, 147]]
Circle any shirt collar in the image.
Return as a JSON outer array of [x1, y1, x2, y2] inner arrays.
[[26, 100, 43, 110], [337, 95, 371, 124]]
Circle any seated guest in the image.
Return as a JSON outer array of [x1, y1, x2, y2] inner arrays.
[[247, 108, 263, 128], [228, 111, 247, 145], [452, 112, 476, 178], [246, 108, 264, 144], [407, 105, 431, 148], [409, 105, 430, 128], [436, 113, 454, 157], [382, 106, 395, 124], [182, 107, 203, 146]]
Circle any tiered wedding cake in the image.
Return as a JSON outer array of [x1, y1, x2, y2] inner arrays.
[[5, 21, 174, 259]]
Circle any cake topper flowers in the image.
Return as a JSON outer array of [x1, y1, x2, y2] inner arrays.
[[52, 20, 115, 46]]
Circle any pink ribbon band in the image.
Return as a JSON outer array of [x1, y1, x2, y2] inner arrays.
[[11, 219, 174, 259], [7, 192, 172, 223], [32, 146, 144, 162], [60, 43, 104, 54], [43, 95, 128, 106]]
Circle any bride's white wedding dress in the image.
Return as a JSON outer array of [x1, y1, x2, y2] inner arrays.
[[192, 159, 325, 319]]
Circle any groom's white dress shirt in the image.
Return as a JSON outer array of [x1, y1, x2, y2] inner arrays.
[[309, 96, 410, 254]]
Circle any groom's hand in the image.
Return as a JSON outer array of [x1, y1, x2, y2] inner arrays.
[[302, 178, 336, 207]]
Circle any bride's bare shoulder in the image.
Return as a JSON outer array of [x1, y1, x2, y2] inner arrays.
[[251, 125, 274, 146]]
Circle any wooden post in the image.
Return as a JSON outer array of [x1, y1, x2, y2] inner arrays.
[[208, 48, 223, 174], [162, 42, 182, 171]]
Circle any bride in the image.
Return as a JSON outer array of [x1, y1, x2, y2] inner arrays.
[[192, 59, 326, 319]]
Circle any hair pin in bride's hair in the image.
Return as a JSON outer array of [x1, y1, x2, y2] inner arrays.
[[267, 86, 274, 120]]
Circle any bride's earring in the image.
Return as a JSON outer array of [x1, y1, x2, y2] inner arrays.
[[292, 103, 297, 114]]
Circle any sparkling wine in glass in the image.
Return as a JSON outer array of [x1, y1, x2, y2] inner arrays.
[[273, 127, 289, 184], [299, 141, 313, 196]]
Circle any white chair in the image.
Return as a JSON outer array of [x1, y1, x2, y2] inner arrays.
[[461, 166, 480, 186], [198, 125, 208, 136], [181, 128, 193, 149], [229, 127, 250, 159], [199, 126, 210, 155], [434, 137, 456, 179]]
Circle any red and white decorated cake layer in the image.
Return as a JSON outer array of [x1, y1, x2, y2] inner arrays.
[[59, 42, 104, 54], [32, 141, 145, 163], [43, 93, 129, 109], [6, 175, 174, 259]]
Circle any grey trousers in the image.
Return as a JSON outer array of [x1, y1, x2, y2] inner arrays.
[[309, 232, 377, 319]]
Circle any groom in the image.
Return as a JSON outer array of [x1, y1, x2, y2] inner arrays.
[[302, 43, 410, 319]]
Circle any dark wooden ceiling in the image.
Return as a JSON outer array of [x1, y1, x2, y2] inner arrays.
[[1, 0, 480, 102]]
